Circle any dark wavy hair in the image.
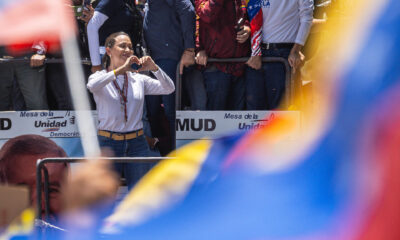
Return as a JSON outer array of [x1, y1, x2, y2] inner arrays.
[[102, 31, 131, 69]]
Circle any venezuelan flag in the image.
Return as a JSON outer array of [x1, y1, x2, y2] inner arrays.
[[100, 0, 400, 239], [246, 0, 263, 56]]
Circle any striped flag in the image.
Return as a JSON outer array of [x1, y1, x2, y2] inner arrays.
[[0, 0, 101, 157], [246, 0, 262, 56], [0, 0, 76, 47]]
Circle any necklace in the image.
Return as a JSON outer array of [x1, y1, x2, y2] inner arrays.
[[112, 74, 128, 123]]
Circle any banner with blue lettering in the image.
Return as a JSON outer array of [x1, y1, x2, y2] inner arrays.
[[0, 111, 92, 157], [175, 111, 300, 139], [0, 111, 300, 155]]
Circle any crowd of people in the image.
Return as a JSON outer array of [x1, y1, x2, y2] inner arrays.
[[0, 0, 328, 150], [0, 0, 328, 111]]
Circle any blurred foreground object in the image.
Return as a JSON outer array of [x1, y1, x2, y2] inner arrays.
[[0, 0, 101, 158], [62, 160, 119, 211], [0, 185, 29, 228], [99, 0, 400, 239], [0, 0, 75, 49], [61, 160, 119, 240]]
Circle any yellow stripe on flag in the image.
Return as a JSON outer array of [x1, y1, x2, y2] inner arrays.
[[103, 140, 212, 232]]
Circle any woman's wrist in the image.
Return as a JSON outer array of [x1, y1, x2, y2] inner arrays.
[[113, 66, 126, 76], [151, 65, 159, 72]]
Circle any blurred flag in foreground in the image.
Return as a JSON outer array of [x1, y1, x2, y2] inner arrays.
[[0, 0, 100, 156], [0, 0, 75, 51], [81, 0, 400, 239]]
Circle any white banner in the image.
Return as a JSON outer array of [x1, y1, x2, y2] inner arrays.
[[176, 111, 301, 140], [1, 111, 301, 153], [0, 111, 98, 157], [0, 111, 97, 139]]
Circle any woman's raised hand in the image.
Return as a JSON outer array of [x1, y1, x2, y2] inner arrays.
[[115, 56, 140, 75], [137, 56, 159, 72], [114, 56, 159, 75]]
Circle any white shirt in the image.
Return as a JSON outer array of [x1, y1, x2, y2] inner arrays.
[[261, 0, 313, 45], [87, 69, 175, 132], [87, 11, 109, 66]]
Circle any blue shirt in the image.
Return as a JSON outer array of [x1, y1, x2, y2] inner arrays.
[[143, 0, 195, 61], [96, 0, 135, 46]]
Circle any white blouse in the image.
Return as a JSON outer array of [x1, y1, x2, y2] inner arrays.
[[87, 68, 175, 133]]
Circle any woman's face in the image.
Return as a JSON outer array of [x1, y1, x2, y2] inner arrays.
[[107, 35, 134, 69]]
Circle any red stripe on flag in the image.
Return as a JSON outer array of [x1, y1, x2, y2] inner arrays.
[[0, 0, 76, 46], [250, 10, 263, 33]]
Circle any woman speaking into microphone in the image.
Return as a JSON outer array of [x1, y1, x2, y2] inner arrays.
[[87, 32, 175, 188]]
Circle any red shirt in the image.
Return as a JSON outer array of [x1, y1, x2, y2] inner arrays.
[[195, 0, 250, 77]]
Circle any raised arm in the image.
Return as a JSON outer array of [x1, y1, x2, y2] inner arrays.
[[136, 56, 175, 95], [87, 71, 115, 93], [143, 69, 175, 95], [87, 55, 143, 92]]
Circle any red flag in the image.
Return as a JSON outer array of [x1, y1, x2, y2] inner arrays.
[[0, 0, 76, 50]]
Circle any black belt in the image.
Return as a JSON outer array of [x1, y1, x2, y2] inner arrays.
[[261, 43, 294, 50]]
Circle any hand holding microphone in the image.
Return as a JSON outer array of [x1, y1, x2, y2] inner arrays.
[[236, 18, 251, 43]]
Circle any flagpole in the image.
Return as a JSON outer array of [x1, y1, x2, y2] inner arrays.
[[60, 35, 101, 158]]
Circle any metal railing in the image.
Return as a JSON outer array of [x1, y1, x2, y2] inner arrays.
[[175, 57, 294, 110], [1, 56, 295, 110], [36, 157, 171, 221], [0, 57, 91, 65]]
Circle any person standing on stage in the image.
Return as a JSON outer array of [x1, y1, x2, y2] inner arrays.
[[246, 0, 313, 110], [87, 32, 175, 189], [143, 0, 195, 153]]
